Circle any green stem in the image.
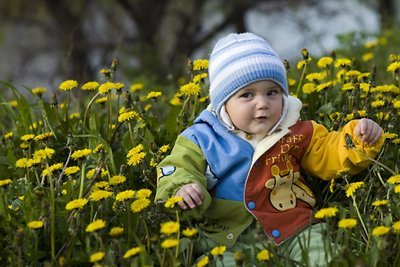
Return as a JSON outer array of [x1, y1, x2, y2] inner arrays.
[[141, 214, 151, 253], [352, 147, 395, 175], [296, 62, 308, 98], [78, 161, 87, 198], [47, 165, 56, 263], [175, 210, 180, 258], [128, 123, 135, 146], [107, 93, 112, 141], [83, 92, 101, 132]]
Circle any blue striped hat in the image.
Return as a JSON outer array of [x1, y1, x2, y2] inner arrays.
[[209, 32, 288, 117]]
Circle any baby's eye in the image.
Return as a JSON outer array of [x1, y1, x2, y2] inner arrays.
[[266, 90, 278, 96], [239, 92, 253, 98]]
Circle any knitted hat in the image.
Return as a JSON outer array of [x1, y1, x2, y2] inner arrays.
[[209, 32, 288, 117]]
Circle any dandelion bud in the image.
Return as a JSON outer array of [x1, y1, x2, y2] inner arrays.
[[124, 91, 132, 108], [283, 59, 290, 71], [111, 58, 118, 71], [330, 50, 336, 60], [234, 250, 245, 267], [389, 54, 397, 63], [301, 48, 309, 60]]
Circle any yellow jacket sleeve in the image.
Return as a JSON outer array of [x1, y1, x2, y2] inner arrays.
[[301, 120, 385, 180]]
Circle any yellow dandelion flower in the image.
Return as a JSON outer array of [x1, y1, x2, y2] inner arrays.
[[89, 190, 113, 201], [329, 179, 335, 193], [393, 221, 400, 234], [109, 175, 126, 186], [81, 81, 99, 91], [96, 97, 108, 104], [89, 252, 105, 263], [164, 196, 183, 208], [341, 83, 355, 91], [346, 181, 365, 197], [305, 72, 327, 81], [15, 158, 30, 168], [395, 185, 400, 194], [65, 198, 88, 210], [193, 73, 208, 83], [296, 60, 306, 69], [372, 226, 390, 237], [127, 152, 146, 166], [146, 91, 162, 99], [388, 175, 400, 184], [371, 100, 385, 108], [136, 189, 152, 199], [372, 200, 389, 207], [85, 219, 106, 233], [317, 57, 333, 68], [160, 221, 180, 235], [170, 95, 182, 106], [123, 247, 142, 259], [32, 87, 47, 96], [34, 132, 54, 141], [182, 227, 198, 237], [316, 81, 332, 92], [358, 72, 371, 81], [71, 148, 92, 160], [358, 110, 367, 117], [199, 95, 209, 103], [131, 198, 150, 213], [109, 226, 124, 237], [9, 100, 17, 107], [288, 78, 296, 87], [118, 111, 138, 123], [196, 256, 209, 267], [93, 181, 110, 191], [364, 39, 378, 48], [114, 82, 125, 91], [115, 190, 135, 202], [345, 70, 361, 78], [302, 83, 316, 94], [158, 145, 170, 154], [335, 58, 352, 68], [4, 132, 13, 140], [33, 147, 56, 161], [362, 52, 374, 62], [27, 220, 44, 229], [93, 144, 104, 153], [21, 134, 35, 142], [64, 166, 80, 175], [86, 169, 97, 179], [337, 167, 350, 176], [387, 62, 400, 72], [211, 246, 226, 256], [338, 218, 357, 229], [0, 179, 12, 187], [393, 100, 400, 109], [59, 80, 78, 91], [314, 207, 339, 219], [161, 238, 179, 249], [192, 59, 209, 71], [130, 83, 144, 92], [98, 82, 115, 94], [256, 249, 272, 261], [179, 82, 201, 96]]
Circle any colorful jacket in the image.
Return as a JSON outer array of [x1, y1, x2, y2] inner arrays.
[[155, 96, 384, 247]]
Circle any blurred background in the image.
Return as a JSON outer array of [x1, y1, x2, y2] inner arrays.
[[0, 0, 399, 91]]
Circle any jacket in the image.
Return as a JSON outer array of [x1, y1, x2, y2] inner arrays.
[[155, 96, 385, 247]]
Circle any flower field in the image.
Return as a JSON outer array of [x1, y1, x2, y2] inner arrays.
[[1, 30, 400, 266]]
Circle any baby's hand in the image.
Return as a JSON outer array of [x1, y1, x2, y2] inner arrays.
[[175, 183, 204, 209], [353, 118, 383, 145]]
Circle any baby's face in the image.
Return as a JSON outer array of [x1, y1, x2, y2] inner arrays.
[[225, 80, 283, 136]]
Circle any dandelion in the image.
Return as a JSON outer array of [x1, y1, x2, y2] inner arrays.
[[59, 80, 78, 91], [196, 256, 209, 267], [164, 196, 183, 208], [395, 185, 400, 194], [115, 190, 135, 202], [89, 252, 105, 263], [96, 97, 108, 104], [359, 83, 371, 93], [71, 148, 92, 160], [338, 218, 357, 229], [98, 82, 115, 94], [109, 175, 126, 186], [256, 249, 272, 261], [182, 227, 198, 237], [9, 100, 17, 107], [314, 207, 339, 219], [372, 226, 390, 237], [329, 179, 335, 193], [211, 246, 226, 256], [179, 82, 201, 96], [316, 81, 332, 92], [341, 83, 355, 91], [130, 83, 144, 92], [388, 175, 400, 184], [193, 73, 208, 83], [64, 166, 80, 175], [146, 91, 162, 100], [372, 200, 390, 207], [335, 58, 352, 68], [123, 247, 142, 259], [0, 179, 12, 187], [21, 134, 35, 142], [362, 52, 374, 62], [113, 82, 125, 91], [161, 238, 179, 249], [302, 83, 316, 94], [305, 72, 327, 81], [81, 81, 99, 91], [4, 132, 13, 140], [109, 227, 124, 237], [86, 219, 106, 233], [89, 190, 113, 201], [158, 144, 170, 154], [371, 100, 385, 108], [15, 158, 30, 168], [27, 220, 44, 229], [136, 189, 152, 199], [32, 87, 46, 96], [65, 198, 88, 210], [131, 198, 150, 213], [160, 221, 180, 235], [127, 144, 146, 166], [317, 57, 333, 68], [346, 181, 365, 197], [192, 59, 208, 71], [118, 110, 138, 123], [33, 147, 56, 161], [387, 62, 400, 72], [393, 221, 400, 234], [34, 132, 54, 141]]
